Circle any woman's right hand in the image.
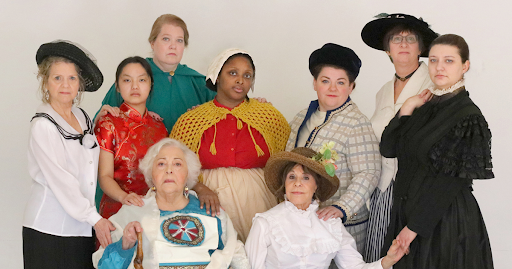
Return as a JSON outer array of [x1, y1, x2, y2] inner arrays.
[[121, 192, 145, 207], [381, 239, 407, 269], [193, 182, 221, 217], [399, 89, 432, 117], [94, 105, 121, 125], [122, 221, 143, 250]]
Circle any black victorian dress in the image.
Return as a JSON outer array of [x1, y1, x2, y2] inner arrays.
[[380, 88, 494, 269]]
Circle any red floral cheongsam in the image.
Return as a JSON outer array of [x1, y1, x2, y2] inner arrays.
[[95, 103, 168, 219]]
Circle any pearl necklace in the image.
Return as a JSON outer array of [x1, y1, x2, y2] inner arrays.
[[428, 79, 465, 96]]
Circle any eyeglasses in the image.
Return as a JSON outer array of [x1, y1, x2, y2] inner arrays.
[[390, 35, 418, 44]]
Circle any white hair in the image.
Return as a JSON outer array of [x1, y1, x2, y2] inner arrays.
[[139, 138, 201, 189]]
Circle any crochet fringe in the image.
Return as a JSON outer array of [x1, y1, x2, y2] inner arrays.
[[171, 99, 291, 158]]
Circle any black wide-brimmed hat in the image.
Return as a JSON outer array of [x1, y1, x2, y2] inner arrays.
[[264, 147, 339, 202], [309, 43, 362, 79], [361, 13, 438, 57], [36, 40, 103, 92]]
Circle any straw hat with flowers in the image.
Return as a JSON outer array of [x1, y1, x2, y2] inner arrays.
[[264, 144, 340, 202]]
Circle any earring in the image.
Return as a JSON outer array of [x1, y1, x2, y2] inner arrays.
[[184, 185, 189, 198], [43, 89, 49, 102], [388, 55, 394, 63], [151, 186, 156, 191]]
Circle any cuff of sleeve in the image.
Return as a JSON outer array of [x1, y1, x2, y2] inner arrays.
[[98, 238, 136, 268], [377, 257, 386, 269], [87, 211, 103, 227], [406, 222, 429, 238], [111, 237, 137, 258], [332, 205, 347, 223], [399, 115, 411, 124]]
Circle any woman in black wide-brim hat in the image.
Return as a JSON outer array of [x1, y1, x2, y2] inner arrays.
[[23, 40, 114, 269], [360, 13, 438, 262]]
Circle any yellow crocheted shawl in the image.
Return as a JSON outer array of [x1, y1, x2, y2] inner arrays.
[[170, 99, 291, 157]]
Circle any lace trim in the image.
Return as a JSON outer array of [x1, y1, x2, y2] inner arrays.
[[429, 114, 494, 179], [428, 79, 465, 96], [283, 200, 318, 218], [262, 203, 343, 256]]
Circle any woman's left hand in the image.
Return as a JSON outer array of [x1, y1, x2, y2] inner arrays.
[[147, 111, 163, 121], [254, 97, 272, 105], [94, 218, 116, 248], [316, 206, 344, 221], [395, 226, 417, 254]]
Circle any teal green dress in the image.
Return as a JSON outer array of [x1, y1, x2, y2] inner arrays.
[[94, 58, 216, 208]]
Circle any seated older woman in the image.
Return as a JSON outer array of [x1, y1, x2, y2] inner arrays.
[[93, 138, 247, 269], [245, 147, 405, 269]]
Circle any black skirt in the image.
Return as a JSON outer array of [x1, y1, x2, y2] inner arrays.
[[394, 187, 493, 269], [23, 227, 95, 269]]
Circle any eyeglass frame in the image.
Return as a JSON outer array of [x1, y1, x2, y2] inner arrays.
[[390, 34, 418, 44]]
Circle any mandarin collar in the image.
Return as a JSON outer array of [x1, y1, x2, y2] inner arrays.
[[120, 103, 148, 122]]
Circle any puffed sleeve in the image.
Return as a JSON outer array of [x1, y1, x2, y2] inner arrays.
[[95, 114, 116, 154], [245, 217, 271, 269], [429, 114, 493, 179], [94, 83, 123, 121], [29, 119, 102, 226], [407, 114, 492, 237]]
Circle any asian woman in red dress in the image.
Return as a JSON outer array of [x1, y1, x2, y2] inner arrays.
[[95, 56, 168, 219]]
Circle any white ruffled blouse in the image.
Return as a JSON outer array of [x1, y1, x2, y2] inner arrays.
[[245, 201, 384, 269]]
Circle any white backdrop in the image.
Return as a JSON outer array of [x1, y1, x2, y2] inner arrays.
[[1, 0, 511, 267]]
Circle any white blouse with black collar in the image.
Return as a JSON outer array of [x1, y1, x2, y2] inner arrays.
[[23, 103, 101, 237]]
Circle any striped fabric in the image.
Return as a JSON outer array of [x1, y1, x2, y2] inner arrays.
[[364, 181, 394, 262]]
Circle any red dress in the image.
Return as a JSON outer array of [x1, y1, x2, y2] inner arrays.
[[95, 103, 168, 219]]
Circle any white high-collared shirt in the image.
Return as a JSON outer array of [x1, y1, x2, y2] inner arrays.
[[370, 62, 432, 191], [245, 201, 384, 269], [23, 103, 101, 237]]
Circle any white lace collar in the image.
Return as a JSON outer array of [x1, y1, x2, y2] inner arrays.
[[428, 78, 465, 96], [283, 199, 319, 218]]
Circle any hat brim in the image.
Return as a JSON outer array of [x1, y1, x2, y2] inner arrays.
[[264, 148, 339, 202], [36, 42, 103, 92], [361, 17, 438, 57]]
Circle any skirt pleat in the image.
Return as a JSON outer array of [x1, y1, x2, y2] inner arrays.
[[395, 188, 493, 269]]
